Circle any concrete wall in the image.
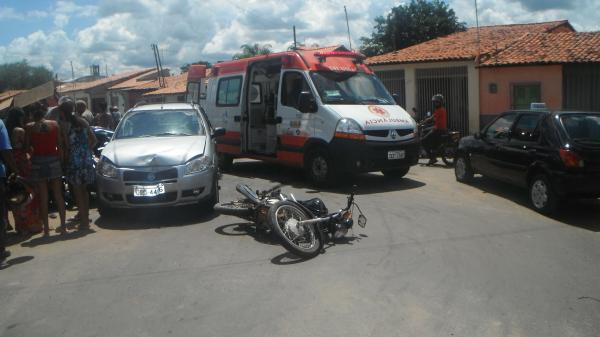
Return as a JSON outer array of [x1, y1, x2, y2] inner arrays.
[[371, 60, 480, 134], [479, 65, 562, 125]]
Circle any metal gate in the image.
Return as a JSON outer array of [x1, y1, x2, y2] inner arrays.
[[416, 66, 469, 136], [375, 70, 406, 108], [563, 64, 600, 112]]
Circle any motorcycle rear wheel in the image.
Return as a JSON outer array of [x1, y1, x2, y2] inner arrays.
[[268, 201, 323, 259], [214, 200, 254, 218]]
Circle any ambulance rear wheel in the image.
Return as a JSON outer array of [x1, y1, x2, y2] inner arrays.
[[217, 153, 233, 172], [306, 148, 336, 186]]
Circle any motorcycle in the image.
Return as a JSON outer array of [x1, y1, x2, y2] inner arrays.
[[418, 119, 460, 166], [214, 184, 367, 259]]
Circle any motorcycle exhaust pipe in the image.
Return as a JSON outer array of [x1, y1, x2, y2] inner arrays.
[[297, 217, 329, 226]]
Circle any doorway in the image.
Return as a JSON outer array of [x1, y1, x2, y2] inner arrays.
[[245, 59, 282, 155]]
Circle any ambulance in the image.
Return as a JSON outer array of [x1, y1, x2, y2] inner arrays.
[[187, 46, 419, 185]]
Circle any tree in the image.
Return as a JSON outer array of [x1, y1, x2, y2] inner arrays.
[[0, 60, 53, 92], [232, 43, 272, 60], [180, 60, 212, 73], [360, 0, 466, 57]]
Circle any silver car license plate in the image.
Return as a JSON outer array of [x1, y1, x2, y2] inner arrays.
[[133, 184, 165, 197], [387, 150, 405, 160]]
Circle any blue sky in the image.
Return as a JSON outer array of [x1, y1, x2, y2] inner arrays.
[[0, 0, 598, 79]]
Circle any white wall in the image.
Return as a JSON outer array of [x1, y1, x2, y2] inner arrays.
[[372, 60, 480, 134]]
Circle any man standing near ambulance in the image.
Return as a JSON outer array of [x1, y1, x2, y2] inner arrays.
[[421, 94, 448, 165]]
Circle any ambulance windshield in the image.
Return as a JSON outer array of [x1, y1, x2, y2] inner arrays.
[[310, 71, 395, 105]]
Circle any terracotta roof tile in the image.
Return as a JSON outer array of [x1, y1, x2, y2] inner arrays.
[[480, 32, 600, 66], [143, 73, 188, 96], [0, 90, 26, 101], [366, 20, 571, 65], [57, 68, 154, 93], [108, 70, 157, 90]]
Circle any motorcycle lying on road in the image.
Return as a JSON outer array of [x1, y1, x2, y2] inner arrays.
[[214, 184, 367, 259], [418, 120, 460, 167]]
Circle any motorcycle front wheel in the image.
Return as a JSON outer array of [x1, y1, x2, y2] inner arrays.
[[268, 201, 323, 259], [441, 144, 457, 167]]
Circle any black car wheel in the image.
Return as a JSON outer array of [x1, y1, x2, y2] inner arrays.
[[382, 166, 410, 178], [305, 148, 336, 186], [455, 155, 474, 183], [529, 174, 558, 214]]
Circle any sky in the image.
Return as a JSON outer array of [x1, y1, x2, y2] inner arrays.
[[0, 0, 598, 80]]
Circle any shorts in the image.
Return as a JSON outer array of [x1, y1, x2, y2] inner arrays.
[[30, 155, 63, 182]]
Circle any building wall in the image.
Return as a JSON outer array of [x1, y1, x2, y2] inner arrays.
[[479, 65, 562, 125], [371, 60, 480, 134]]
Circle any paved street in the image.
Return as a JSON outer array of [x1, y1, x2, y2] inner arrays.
[[1, 160, 599, 337]]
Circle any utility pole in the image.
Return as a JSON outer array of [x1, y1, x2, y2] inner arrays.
[[70, 60, 75, 88], [474, 0, 481, 64], [344, 5, 352, 50], [293, 25, 297, 50]]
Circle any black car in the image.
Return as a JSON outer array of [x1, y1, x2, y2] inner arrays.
[[455, 110, 600, 213]]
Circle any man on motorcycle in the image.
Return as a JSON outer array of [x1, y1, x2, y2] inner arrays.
[[421, 94, 448, 165]]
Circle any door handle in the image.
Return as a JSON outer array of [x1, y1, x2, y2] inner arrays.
[[234, 115, 241, 122]]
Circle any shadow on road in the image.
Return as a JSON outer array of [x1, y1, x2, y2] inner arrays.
[[470, 176, 600, 232], [270, 252, 307, 265], [214, 223, 279, 246], [0, 255, 34, 270], [21, 228, 95, 247], [95, 206, 218, 230], [227, 160, 426, 195]]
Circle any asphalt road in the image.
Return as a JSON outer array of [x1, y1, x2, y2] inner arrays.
[[1, 160, 599, 337]]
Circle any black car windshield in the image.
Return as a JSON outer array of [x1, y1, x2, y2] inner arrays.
[[560, 113, 600, 144], [309, 71, 394, 105], [114, 109, 205, 139]]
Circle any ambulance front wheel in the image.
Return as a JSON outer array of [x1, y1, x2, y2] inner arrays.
[[217, 152, 233, 172], [305, 148, 336, 186]]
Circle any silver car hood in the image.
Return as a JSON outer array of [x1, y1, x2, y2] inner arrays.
[[103, 136, 206, 167]]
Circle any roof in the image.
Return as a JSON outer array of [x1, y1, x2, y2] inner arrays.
[[366, 20, 572, 65], [143, 73, 188, 96], [57, 68, 153, 93], [0, 90, 26, 101], [108, 69, 157, 90], [480, 32, 600, 66]]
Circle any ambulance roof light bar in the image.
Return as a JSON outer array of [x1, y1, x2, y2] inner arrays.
[[314, 51, 366, 63]]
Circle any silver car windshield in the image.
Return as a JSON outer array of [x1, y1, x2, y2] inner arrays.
[[115, 109, 205, 139]]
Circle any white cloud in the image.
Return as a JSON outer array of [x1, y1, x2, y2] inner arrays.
[[0, 0, 597, 79]]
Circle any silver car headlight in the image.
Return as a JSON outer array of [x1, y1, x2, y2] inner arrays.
[[98, 158, 118, 178], [185, 156, 211, 176]]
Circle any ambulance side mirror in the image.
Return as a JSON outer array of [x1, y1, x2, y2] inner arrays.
[[212, 127, 226, 138], [298, 91, 317, 113], [392, 93, 401, 105]]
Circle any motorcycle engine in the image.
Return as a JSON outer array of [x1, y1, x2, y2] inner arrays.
[[299, 198, 328, 217]]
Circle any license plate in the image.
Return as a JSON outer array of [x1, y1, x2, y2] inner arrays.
[[387, 150, 405, 160], [133, 184, 165, 197]]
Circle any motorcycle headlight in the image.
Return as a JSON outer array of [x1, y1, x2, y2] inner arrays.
[[98, 158, 118, 178], [335, 118, 365, 140], [185, 156, 211, 175]]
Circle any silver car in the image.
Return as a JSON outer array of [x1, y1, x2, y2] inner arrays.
[[96, 103, 224, 214]]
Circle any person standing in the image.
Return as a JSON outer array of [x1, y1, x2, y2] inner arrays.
[[0, 118, 18, 262], [421, 94, 448, 165], [109, 106, 121, 129], [93, 103, 114, 130], [5, 108, 42, 234], [75, 100, 94, 125], [64, 109, 97, 230], [25, 102, 67, 236]]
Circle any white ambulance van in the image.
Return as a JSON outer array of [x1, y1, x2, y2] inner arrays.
[[188, 46, 419, 185]]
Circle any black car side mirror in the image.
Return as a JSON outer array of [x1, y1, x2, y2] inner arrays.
[[212, 127, 226, 138], [298, 91, 318, 113]]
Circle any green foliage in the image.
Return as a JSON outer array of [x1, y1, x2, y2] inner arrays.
[[180, 60, 212, 73], [232, 43, 273, 60], [360, 0, 466, 57], [0, 60, 53, 92]]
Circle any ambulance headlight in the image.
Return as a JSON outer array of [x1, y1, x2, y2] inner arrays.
[[336, 118, 362, 134]]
